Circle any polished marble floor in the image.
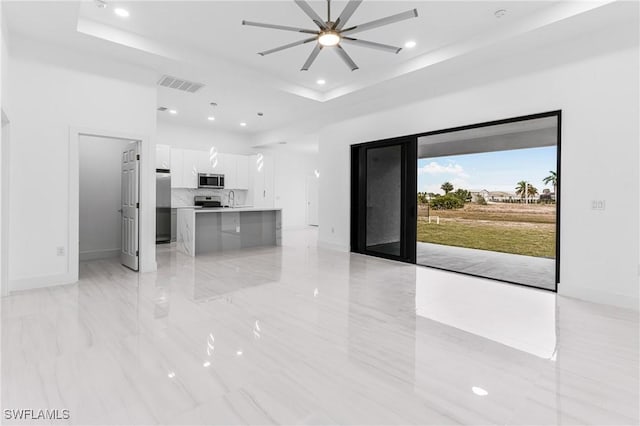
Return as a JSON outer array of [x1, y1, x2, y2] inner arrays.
[[2, 228, 638, 425]]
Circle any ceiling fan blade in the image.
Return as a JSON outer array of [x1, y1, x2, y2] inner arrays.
[[334, 45, 359, 71], [301, 44, 323, 71], [333, 0, 363, 30], [242, 20, 318, 34], [341, 9, 418, 35], [259, 37, 318, 56], [294, 0, 328, 29], [341, 37, 401, 54]]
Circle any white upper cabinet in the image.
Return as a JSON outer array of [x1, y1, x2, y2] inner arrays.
[[170, 149, 184, 188], [251, 154, 274, 207], [182, 149, 200, 189], [156, 144, 171, 170], [236, 155, 249, 190], [168, 148, 250, 189]]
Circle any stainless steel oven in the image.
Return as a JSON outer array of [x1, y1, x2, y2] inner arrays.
[[198, 173, 225, 189]]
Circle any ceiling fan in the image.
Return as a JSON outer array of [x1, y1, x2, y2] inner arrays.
[[242, 0, 418, 71]]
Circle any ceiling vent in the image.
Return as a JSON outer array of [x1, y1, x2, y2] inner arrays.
[[157, 75, 205, 93]]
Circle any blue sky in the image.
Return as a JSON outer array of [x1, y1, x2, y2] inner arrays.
[[418, 146, 557, 194]]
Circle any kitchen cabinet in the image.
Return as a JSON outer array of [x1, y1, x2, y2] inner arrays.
[[182, 149, 200, 189], [220, 153, 236, 189], [198, 150, 224, 175], [251, 154, 274, 208], [219, 154, 249, 190], [170, 149, 184, 188], [156, 144, 171, 170], [236, 155, 249, 190], [169, 148, 250, 189]]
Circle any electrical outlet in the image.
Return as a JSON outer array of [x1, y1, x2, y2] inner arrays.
[[236, 225, 240, 233], [331, 227, 335, 234], [56, 246, 65, 256], [591, 200, 606, 210]]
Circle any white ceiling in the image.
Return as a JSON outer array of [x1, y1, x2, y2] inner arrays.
[[3, 0, 634, 142]]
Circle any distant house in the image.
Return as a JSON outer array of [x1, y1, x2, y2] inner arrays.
[[470, 189, 517, 202], [539, 188, 556, 201]]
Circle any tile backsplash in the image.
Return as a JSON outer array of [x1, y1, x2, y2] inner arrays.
[[172, 188, 248, 207]]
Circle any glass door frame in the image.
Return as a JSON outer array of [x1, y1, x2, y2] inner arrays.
[[351, 136, 417, 264], [350, 110, 561, 292]]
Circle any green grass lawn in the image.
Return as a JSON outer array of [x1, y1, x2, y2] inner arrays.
[[417, 219, 556, 258]]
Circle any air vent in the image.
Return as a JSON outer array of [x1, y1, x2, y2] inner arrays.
[[157, 106, 168, 111], [157, 75, 205, 93]]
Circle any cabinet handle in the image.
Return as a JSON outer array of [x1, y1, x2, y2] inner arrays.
[[263, 190, 266, 198]]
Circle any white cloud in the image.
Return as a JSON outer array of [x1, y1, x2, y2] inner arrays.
[[418, 161, 469, 178]]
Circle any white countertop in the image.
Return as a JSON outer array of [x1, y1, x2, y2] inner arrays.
[[180, 207, 282, 214]]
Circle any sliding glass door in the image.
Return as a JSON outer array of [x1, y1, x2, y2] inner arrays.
[[350, 111, 560, 292], [351, 137, 416, 263]]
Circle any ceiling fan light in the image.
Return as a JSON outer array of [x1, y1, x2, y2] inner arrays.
[[318, 31, 341, 47]]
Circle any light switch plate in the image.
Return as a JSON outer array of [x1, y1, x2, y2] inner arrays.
[[591, 200, 606, 210], [56, 246, 65, 256]]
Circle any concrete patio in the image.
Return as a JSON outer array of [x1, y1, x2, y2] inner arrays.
[[416, 242, 556, 290]]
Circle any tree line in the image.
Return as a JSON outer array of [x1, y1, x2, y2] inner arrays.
[[418, 171, 556, 209]]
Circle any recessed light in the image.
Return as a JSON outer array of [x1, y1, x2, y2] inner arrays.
[[236, 350, 243, 356], [240, 122, 247, 127], [168, 109, 177, 115], [257, 112, 264, 117], [316, 79, 326, 85], [94, 0, 107, 9], [114, 8, 129, 18], [404, 40, 417, 48], [207, 116, 215, 121], [203, 361, 211, 367], [494, 9, 507, 18]]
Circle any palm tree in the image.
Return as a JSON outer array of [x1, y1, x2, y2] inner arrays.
[[527, 184, 538, 198], [543, 171, 557, 194], [515, 181, 528, 200], [441, 181, 453, 194]]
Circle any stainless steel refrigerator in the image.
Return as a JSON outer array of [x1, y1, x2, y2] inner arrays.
[[156, 169, 171, 243]]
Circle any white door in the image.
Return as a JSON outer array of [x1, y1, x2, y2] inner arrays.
[[306, 176, 319, 226], [121, 143, 139, 271]]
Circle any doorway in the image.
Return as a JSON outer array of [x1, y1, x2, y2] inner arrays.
[[351, 137, 417, 263], [350, 111, 560, 292], [79, 134, 141, 272]]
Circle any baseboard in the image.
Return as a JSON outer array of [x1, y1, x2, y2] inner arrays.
[[318, 240, 349, 252], [79, 248, 120, 261], [8, 272, 78, 294], [558, 284, 639, 311]]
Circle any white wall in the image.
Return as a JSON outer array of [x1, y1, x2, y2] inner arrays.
[[318, 30, 639, 309], [7, 37, 157, 291], [271, 147, 318, 230], [79, 135, 131, 260], [156, 121, 253, 154], [0, 1, 10, 296]]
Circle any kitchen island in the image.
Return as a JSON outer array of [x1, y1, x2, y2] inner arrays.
[[176, 207, 282, 256]]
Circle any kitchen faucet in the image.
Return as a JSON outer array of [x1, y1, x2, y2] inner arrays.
[[228, 190, 235, 208]]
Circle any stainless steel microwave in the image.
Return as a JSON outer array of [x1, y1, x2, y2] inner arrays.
[[198, 173, 225, 189]]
